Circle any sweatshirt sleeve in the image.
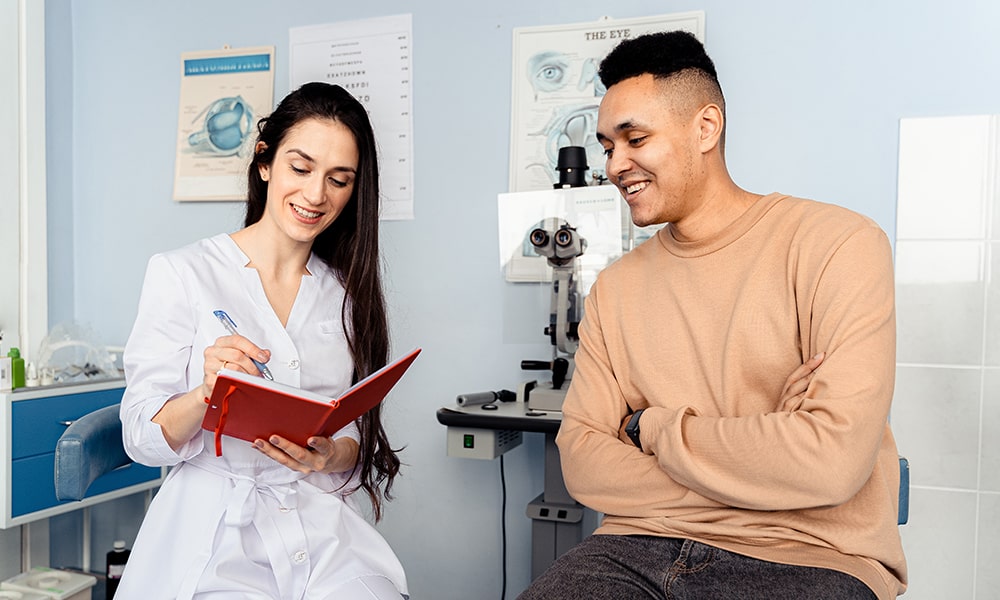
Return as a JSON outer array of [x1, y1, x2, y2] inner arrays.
[[558, 222, 897, 514], [120, 254, 206, 466], [641, 224, 897, 510], [556, 284, 723, 515]]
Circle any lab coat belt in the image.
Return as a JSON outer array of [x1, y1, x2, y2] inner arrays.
[[187, 460, 305, 527]]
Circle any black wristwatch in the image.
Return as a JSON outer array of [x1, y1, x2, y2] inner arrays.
[[625, 409, 645, 452]]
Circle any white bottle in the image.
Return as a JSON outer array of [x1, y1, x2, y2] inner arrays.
[[25, 361, 39, 387], [0, 356, 11, 391]]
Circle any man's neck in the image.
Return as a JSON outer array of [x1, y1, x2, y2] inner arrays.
[[668, 185, 760, 243]]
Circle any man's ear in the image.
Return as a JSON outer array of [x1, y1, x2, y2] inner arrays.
[[697, 103, 724, 153]]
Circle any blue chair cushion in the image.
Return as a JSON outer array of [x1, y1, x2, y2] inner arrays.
[[54, 403, 132, 501]]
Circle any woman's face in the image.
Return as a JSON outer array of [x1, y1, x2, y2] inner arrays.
[[258, 117, 359, 246]]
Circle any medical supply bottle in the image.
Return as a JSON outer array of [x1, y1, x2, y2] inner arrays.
[[106, 540, 130, 599], [7, 348, 24, 389], [0, 355, 11, 391]]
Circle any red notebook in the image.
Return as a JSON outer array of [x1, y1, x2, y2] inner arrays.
[[201, 348, 421, 456]]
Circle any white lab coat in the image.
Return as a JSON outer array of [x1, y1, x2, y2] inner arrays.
[[118, 234, 407, 599]]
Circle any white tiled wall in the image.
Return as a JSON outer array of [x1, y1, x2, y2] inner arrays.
[[894, 115, 999, 599]]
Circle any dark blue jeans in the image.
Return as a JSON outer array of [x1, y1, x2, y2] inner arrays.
[[517, 535, 877, 600]]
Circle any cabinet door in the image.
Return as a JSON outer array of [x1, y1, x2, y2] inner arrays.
[[11, 453, 159, 517], [8, 386, 162, 520], [11, 389, 125, 460]]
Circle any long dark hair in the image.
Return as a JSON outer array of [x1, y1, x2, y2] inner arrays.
[[246, 82, 399, 520]]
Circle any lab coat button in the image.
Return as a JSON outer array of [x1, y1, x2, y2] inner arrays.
[[279, 507, 290, 513], [288, 359, 300, 370], [293, 550, 307, 563]]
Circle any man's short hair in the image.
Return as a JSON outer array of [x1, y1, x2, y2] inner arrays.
[[599, 30, 719, 90]]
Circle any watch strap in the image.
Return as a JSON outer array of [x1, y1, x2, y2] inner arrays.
[[625, 408, 645, 451]]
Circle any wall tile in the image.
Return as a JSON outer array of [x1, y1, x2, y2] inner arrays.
[[982, 369, 1000, 491], [893, 365, 981, 489], [985, 243, 1000, 366], [896, 115, 991, 241], [895, 240, 985, 366], [976, 492, 1000, 599], [992, 150, 1000, 242], [900, 487, 976, 599], [896, 114, 997, 600]]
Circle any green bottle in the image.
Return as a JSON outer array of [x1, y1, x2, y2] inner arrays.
[[8, 348, 25, 389]]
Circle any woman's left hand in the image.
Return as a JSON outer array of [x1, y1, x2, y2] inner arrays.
[[253, 435, 359, 474]]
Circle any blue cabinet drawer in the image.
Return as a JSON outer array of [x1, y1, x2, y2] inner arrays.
[[12, 388, 124, 459], [11, 452, 160, 517]]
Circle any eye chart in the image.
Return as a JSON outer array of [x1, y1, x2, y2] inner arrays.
[[291, 14, 414, 220]]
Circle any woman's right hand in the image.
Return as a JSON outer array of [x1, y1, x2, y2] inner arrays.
[[153, 335, 271, 451], [777, 352, 825, 411], [152, 335, 272, 451], [201, 334, 271, 399]]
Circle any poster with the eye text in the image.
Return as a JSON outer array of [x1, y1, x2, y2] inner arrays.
[[509, 12, 704, 192], [173, 46, 275, 202]]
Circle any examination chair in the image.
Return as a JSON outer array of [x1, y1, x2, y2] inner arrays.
[[54, 403, 132, 501]]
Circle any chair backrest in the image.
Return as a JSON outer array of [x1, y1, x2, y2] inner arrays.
[[54, 403, 132, 501]]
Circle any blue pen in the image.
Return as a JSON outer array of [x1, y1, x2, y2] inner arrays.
[[213, 310, 274, 380]]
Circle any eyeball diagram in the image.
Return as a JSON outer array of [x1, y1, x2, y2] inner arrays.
[[186, 95, 254, 157], [524, 104, 606, 185], [527, 51, 571, 97], [520, 50, 610, 186]]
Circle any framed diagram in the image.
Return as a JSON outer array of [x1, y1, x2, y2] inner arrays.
[[508, 12, 705, 192], [173, 46, 274, 202]]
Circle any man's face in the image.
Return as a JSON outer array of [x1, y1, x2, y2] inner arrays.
[[596, 74, 699, 228]]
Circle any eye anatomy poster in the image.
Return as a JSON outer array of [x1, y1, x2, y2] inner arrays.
[[173, 46, 275, 202], [509, 12, 704, 192]]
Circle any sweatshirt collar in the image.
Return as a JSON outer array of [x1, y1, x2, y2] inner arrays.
[[656, 193, 787, 258]]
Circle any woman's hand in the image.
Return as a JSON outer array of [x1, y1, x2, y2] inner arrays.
[[201, 334, 271, 399], [777, 352, 825, 411], [253, 435, 360, 475], [152, 335, 273, 452]]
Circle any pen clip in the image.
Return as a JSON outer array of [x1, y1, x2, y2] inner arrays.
[[214, 310, 237, 330]]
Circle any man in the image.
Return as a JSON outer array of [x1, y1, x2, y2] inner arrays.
[[518, 31, 906, 600]]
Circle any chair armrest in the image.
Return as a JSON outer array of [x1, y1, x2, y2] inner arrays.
[[54, 403, 132, 501], [898, 456, 909, 526]]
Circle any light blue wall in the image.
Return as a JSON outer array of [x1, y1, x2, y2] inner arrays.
[[43, 1, 1000, 598]]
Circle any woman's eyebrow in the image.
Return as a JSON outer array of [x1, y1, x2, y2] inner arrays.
[[285, 148, 356, 173]]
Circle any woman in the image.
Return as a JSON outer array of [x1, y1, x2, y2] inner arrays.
[[118, 82, 407, 599]]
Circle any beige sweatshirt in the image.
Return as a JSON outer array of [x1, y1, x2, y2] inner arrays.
[[557, 193, 906, 598]]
